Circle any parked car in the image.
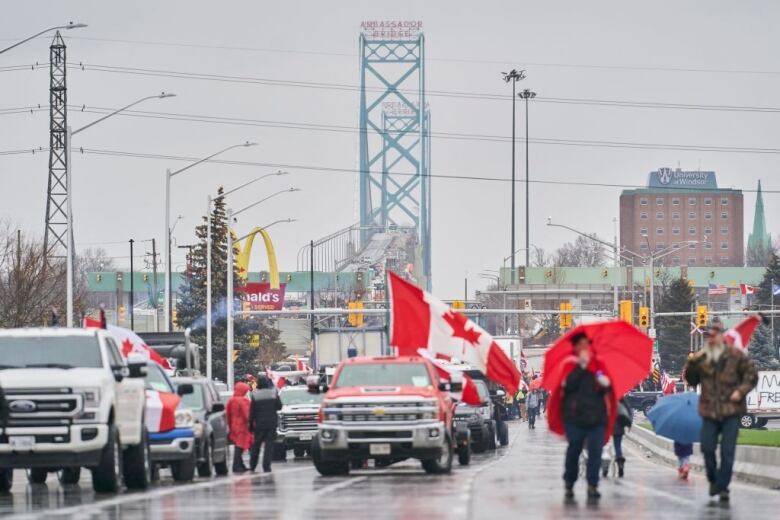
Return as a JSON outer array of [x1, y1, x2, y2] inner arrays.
[[143, 362, 197, 482], [274, 385, 324, 460], [173, 377, 229, 476], [625, 390, 662, 416], [453, 379, 495, 453]]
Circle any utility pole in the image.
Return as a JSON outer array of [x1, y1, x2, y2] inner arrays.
[[502, 69, 525, 285], [518, 88, 536, 269], [310, 240, 315, 344], [151, 238, 159, 332], [129, 239, 134, 330]]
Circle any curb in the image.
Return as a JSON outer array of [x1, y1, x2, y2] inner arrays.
[[626, 425, 780, 489]]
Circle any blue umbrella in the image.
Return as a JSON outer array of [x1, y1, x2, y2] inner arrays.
[[646, 392, 702, 445]]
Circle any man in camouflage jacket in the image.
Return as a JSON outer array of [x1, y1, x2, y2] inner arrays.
[[684, 322, 758, 502]]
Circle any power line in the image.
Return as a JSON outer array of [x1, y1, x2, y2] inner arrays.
[[68, 63, 780, 114]]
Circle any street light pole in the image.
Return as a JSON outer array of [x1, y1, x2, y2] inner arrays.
[[0, 22, 86, 54], [502, 69, 525, 285], [65, 92, 175, 327], [518, 88, 536, 268], [164, 141, 257, 333], [129, 239, 135, 330]]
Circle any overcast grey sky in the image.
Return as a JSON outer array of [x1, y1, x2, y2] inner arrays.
[[1, 0, 778, 297]]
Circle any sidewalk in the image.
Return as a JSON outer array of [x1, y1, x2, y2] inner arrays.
[[469, 420, 780, 519]]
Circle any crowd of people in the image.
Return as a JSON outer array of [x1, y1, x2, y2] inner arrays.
[[552, 321, 758, 504]]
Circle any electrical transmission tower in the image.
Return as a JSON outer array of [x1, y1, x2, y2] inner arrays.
[[43, 31, 68, 260], [358, 30, 431, 290]]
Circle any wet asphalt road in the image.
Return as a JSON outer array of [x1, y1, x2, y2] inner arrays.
[[1, 420, 778, 519]]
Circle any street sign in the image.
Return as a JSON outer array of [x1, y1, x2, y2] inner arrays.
[[648, 327, 656, 339]]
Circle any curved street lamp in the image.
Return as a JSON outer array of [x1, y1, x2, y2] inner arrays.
[[0, 22, 87, 55]]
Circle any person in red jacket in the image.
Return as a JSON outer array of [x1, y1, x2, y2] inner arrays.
[[226, 382, 253, 473]]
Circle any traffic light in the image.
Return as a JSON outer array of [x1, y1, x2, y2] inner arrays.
[[559, 302, 573, 330], [619, 300, 633, 324], [348, 301, 364, 327], [639, 307, 650, 328], [171, 308, 178, 328], [451, 300, 465, 311], [118, 305, 126, 323], [696, 305, 708, 328]]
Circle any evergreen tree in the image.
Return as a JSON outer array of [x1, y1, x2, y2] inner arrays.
[[176, 188, 286, 383], [749, 252, 780, 368], [657, 278, 694, 373]]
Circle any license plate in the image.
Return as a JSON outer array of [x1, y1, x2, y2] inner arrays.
[[369, 443, 391, 456], [9, 436, 35, 451], [299, 434, 313, 441]]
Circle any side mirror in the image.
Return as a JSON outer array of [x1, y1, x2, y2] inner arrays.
[[177, 383, 194, 396], [211, 402, 225, 413], [438, 381, 450, 392], [449, 381, 463, 392], [111, 365, 127, 382], [126, 353, 147, 379]]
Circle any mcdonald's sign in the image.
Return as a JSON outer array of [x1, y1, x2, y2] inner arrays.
[[238, 282, 286, 311]]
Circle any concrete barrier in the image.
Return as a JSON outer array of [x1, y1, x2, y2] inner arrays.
[[626, 425, 780, 488]]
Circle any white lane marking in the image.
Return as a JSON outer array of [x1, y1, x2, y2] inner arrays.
[[280, 475, 368, 520], [7, 466, 313, 520]]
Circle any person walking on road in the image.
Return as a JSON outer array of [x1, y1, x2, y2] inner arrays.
[[249, 374, 283, 473], [560, 332, 611, 501], [684, 322, 758, 503], [612, 398, 632, 477], [527, 390, 540, 429], [674, 441, 693, 480], [516, 388, 527, 422], [225, 382, 253, 473]]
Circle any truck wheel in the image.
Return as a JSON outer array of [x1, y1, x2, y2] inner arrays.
[[497, 421, 509, 447], [422, 434, 453, 475], [92, 424, 123, 493], [273, 444, 287, 461], [214, 457, 229, 477], [473, 424, 489, 453], [457, 443, 471, 466], [171, 452, 196, 482], [197, 440, 213, 478], [27, 469, 47, 484], [293, 446, 306, 458], [740, 414, 756, 429], [58, 467, 81, 485], [123, 428, 151, 490], [0, 469, 12, 493], [311, 435, 349, 476]]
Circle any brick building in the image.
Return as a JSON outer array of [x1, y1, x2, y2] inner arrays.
[[620, 168, 744, 267]]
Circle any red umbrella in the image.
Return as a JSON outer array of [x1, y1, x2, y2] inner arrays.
[[529, 377, 543, 391], [541, 320, 652, 398]]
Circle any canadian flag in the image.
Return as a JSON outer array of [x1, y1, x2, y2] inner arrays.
[[740, 284, 757, 295], [83, 318, 172, 369], [265, 367, 287, 389], [144, 389, 180, 433], [417, 349, 482, 405], [724, 315, 762, 351], [388, 272, 520, 395]]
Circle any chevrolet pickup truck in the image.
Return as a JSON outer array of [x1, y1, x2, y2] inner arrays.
[[0, 328, 148, 493], [274, 385, 323, 460], [311, 356, 455, 476]]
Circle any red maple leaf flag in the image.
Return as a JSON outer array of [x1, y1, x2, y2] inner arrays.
[[724, 314, 762, 351], [388, 272, 520, 394]]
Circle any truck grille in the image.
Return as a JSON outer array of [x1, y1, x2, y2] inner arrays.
[[280, 413, 318, 432], [325, 401, 435, 423], [3, 388, 82, 426]]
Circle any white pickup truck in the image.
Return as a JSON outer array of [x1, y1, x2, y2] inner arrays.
[[0, 328, 149, 493], [741, 370, 780, 428]]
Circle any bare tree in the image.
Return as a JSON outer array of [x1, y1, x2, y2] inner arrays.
[[531, 246, 551, 267], [554, 235, 606, 267]]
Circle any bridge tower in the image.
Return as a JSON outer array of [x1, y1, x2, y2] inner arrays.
[[358, 27, 431, 289]]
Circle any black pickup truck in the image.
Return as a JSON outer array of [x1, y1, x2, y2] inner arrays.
[[625, 390, 663, 416]]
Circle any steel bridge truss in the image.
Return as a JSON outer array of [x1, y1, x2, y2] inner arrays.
[[359, 34, 431, 289]]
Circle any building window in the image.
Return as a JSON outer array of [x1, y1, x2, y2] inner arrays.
[[721, 211, 728, 220], [689, 242, 696, 249], [672, 212, 680, 220], [672, 227, 680, 235], [704, 242, 712, 250], [688, 227, 696, 235], [704, 226, 712, 235], [704, 198, 712, 206], [640, 212, 648, 220], [688, 212, 696, 219], [656, 212, 664, 220], [640, 227, 648, 236], [705, 257, 713, 265], [672, 256, 681, 265], [689, 257, 696, 265], [672, 198, 680, 206], [656, 243, 665, 251], [656, 227, 664, 235], [656, 197, 664, 206], [704, 212, 712, 220], [721, 198, 728, 205], [640, 243, 648, 251], [688, 197, 696, 205], [720, 226, 728, 235], [640, 198, 648, 206], [720, 242, 728, 250], [720, 256, 729, 264]]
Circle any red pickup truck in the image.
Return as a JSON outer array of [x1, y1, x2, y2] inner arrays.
[[311, 356, 460, 475]]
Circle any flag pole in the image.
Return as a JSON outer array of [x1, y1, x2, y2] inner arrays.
[[772, 278, 775, 350], [384, 267, 391, 356]]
